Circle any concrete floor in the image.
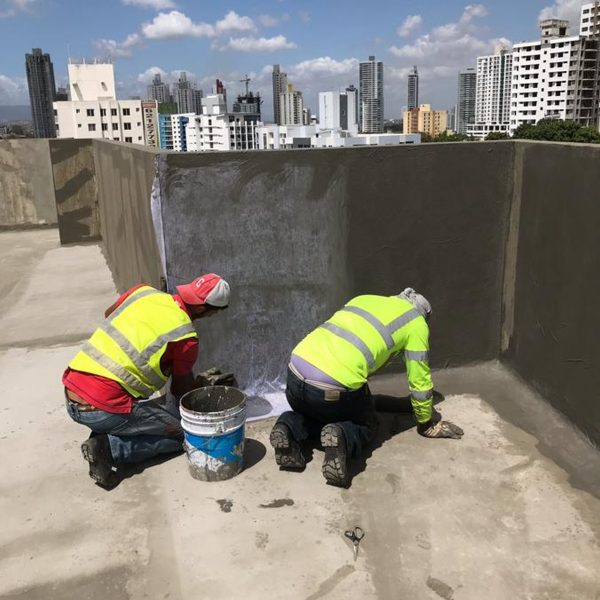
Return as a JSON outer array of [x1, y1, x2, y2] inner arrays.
[[1, 229, 600, 600]]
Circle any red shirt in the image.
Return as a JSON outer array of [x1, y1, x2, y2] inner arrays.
[[63, 285, 198, 413]]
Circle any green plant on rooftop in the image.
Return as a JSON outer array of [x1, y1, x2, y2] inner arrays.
[[512, 119, 600, 144], [486, 132, 510, 141]]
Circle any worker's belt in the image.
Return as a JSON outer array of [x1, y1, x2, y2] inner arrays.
[[288, 362, 347, 401], [65, 388, 99, 412]]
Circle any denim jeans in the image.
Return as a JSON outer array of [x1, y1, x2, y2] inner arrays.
[[66, 396, 183, 464], [276, 369, 378, 458]]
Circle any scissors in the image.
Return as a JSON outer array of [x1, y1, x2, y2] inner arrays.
[[344, 527, 365, 561]]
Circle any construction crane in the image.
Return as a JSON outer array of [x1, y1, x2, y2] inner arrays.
[[240, 75, 251, 96]]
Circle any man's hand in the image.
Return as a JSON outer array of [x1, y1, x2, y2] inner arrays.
[[418, 420, 464, 439]]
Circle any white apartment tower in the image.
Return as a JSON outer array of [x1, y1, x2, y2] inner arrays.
[[318, 88, 359, 133], [510, 4, 600, 133], [272, 65, 288, 125], [279, 84, 304, 125], [359, 56, 384, 133], [468, 48, 513, 138], [54, 60, 147, 145]]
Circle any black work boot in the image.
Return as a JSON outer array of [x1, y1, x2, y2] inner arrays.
[[81, 434, 119, 489], [320, 424, 348, 487], [269, 422, 306, 470]]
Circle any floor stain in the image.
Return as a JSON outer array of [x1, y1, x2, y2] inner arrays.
[[255, 532, 269, 550], [385, 473, 401, 494], [259, 498, 294, 508], [305, 565, 355, 600], [427, 576, 454, 600], [216, 499, 233, 513]]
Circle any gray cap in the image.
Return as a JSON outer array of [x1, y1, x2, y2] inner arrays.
[[399, 287, 432, 319]]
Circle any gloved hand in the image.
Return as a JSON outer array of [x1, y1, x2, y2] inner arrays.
[[418, 420, 464, 439], [197, 367, 237, 388]]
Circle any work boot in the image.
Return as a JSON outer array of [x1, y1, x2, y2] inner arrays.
[[81, 434, 119, 489], [320, 424, 348, 487], [269, 422, 306, 470]]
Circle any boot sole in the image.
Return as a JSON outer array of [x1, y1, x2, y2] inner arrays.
[[270, 425, 306, 470], [321, 425, 348, 487], [81, 440, 117, 488]]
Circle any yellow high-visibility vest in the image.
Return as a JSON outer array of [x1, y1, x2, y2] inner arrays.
[[69, 286, 197, 398], [293, 295, 434, 423]]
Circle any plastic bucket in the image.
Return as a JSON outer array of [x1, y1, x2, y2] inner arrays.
[[180, 386, 247, 481]]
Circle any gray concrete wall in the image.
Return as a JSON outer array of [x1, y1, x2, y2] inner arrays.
[[0, 139, 57, 228], [93, 141, 163, 292], [49, 139, 100, 244], [159, 143, 515, 388], [504, 142, 600, 445]]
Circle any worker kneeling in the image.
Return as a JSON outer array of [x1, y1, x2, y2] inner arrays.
[[270, 288, 463, 487], [63, 274, 230, 488]]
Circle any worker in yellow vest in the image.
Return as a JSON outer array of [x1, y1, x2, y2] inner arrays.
[[270, 288, 463, 487], [63, 274, 230, 488]]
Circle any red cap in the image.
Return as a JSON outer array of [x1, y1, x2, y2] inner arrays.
[[176, 274, 230, 307]]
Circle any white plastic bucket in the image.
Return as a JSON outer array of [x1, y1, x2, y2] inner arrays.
[[180, 386, 246, 481]]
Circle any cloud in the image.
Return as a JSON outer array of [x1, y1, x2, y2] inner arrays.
[[0, 74, 28, 103], [258, 14, 279, 27], [122, 0, 175, 8], [215, 10, 255, 34], [539, 0, 586, 30], [94, 33, 142, 58], [397, 15, 422, 38], [0, 0, 36, 17], [288, 57, 359, 78], [136, 66, 168, 84], [142, 10, 215, 39], [219, 35, 296, 52], [389, 5, 509, 74]]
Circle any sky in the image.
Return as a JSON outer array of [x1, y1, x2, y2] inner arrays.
[[0, 0, 591, 120]]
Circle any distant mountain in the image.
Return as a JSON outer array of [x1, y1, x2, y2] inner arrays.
[[0, 106, 31, 122]]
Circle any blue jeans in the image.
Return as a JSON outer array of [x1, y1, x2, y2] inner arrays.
[[66, 396, 183, 464], [277, 369, 378, 458]]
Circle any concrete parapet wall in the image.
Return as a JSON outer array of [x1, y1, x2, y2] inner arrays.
[[504, 142, 600, 445], [0, 139, 57, 228], [93, 141, 162, 291], [159, 144, 514, 388], [49, 139, 100, 244]]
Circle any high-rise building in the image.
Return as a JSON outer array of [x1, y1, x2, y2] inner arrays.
[[318, 88, 359, 133], [25, 48, 57, 138], [407, 65, 419, 111], [147, 73, 170, 104], [158, 112, 194, 151], [359, 56, 384, 133], [457, 68, 477, 134], [233, 76, 261, 120], [272, 64, 288, 124], [279, 84, 304, 125], [54, 60, 147, 145], [173, 72, 202, 115], [468, 48, 513, 139], [510, 6, 600, 134], [55, 87, 68, 101], [403, 104, 448, 137]]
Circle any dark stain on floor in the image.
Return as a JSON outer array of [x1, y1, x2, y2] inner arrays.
[[427, 576, 454, 600], [259, 498, 294, 508], [216, 499, 233, 513]]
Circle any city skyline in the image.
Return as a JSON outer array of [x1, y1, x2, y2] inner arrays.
[[0, 0, 592, 119]]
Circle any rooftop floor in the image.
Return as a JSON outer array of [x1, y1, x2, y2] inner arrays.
[[1, 230, 599, 600]]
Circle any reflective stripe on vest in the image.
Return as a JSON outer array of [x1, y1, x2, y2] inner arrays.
[[72, 287, 196, 397], [320, 305, 422, 369]]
